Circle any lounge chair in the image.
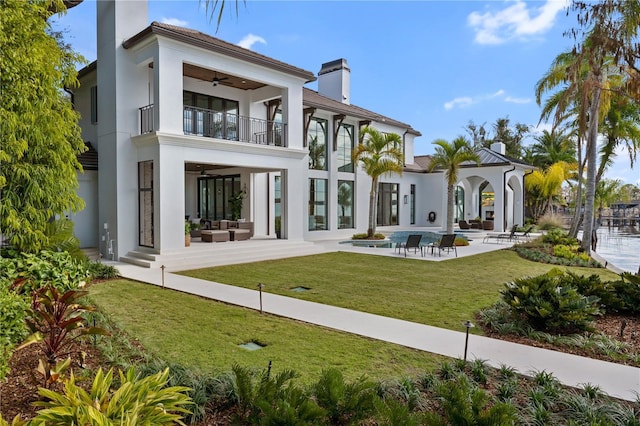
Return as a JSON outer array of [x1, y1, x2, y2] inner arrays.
[[458, 220, 471, 230], [396, 234, 423, 257], [483, 224, 519, 244], [428, 234, 457, 257], [516, 225, 534, 241]]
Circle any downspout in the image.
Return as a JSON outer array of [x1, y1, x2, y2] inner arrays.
[[63, 87, 75, 107], [503, 166, 516, 230], [402, 129, 409, 166], [522, 170, 535, 224]]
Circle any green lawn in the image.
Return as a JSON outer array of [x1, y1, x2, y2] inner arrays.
[[89, 250, 618, 383], [89, 280, 444, 383], [179, 250, 618, 332]]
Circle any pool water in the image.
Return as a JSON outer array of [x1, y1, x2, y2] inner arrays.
[[591, 227, 640, 273]]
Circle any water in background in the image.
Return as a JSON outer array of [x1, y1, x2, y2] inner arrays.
[[591, 226, 640, 273]]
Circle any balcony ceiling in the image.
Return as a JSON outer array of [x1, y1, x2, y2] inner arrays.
[[185, 163, 229, 173], [183, 64, 266, 91]]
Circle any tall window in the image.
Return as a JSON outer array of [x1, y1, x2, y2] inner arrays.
[[309, 178, 328, 230], [410, 184, 416, 225], [308, 118, 328, 170], [337, 180, 354, 229], [198, 175, 241, 220], [336, 124, 354, 172], [183, 91, 239, 140], [138, 161, 153, 247], [377, 183, 398, 226]]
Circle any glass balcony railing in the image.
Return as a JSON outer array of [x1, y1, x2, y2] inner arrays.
[[138, 104, 287, 147]]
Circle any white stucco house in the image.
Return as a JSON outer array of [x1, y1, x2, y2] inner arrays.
[[70, 0, 533, 263]]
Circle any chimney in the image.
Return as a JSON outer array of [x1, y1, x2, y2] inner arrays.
[[318, 59, 350, 105], [491, 141, 506, 155]]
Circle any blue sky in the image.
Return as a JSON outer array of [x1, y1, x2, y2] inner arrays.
[[52, 0, 639, 185]]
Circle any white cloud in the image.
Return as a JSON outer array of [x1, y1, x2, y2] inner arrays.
[[505, 96, 531, 104], [468, 0, 568, 45], [237, 33, 267, 50], [160, 17, 188, 27], [444, 97, 474, 110], [444, 89, 527, 110]]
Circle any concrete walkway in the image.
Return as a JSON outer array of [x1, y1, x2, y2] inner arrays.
[[114, 236, 640, 402]]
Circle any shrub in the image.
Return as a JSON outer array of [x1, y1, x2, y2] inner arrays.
[[610, 273, 640, 314], [501, 270, 602, 333], [352, 233, 385, 240], [21, 286, 109, 386], [0, 288, 29, 381], [536, 213, 565, 230], [542, 229, 578, 246], [0, 251, 89, 295], [31, 368, 192, 424], [85, 260, 119, 281], [312, 368, 377, 424]]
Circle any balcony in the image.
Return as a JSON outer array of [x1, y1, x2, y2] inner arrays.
[[139, 104, 287, 147]]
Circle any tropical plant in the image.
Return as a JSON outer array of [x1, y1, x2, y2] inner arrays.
[[530, 129, 577, 169], [427, 137, 480, 234], [595, 178, 622, 213], [20, 286, 109, 386], [425, 375, 517, 425], [312, 368, 377, 424], [501, 270, 602, 333], [525, 161, 572, 220], [31, 368, 192, 425], [228, 364, 325, 424], [352, 126, 404, 238], [1, 250, 90, 295], [0, 288, 29, 381], [308, 135, 326, 170], [337, 181, 353, 226], [1, 0, 87, 253], [229, 190, 245, 220]]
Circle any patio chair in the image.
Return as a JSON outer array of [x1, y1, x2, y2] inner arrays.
[[428, 234, 457, 257], [516, 225, 534, 241], [483, 224, 519, 244], [458, 220, 471, 230], [396, 234, 423, 257]]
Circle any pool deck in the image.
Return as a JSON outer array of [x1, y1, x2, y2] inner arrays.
[[113, 229, 640, 402]]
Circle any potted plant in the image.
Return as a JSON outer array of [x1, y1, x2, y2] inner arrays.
[[275, 216, 281, 239], [230, 190, 245, 220], [185, 221, 191, 247], [190, 222, 201, 238]]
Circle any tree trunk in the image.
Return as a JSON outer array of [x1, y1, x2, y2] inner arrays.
[[368, 178, 378, 238], [446, 184, 455, 234], [569, 138, 585, 238], [581, 79, 602, 253]]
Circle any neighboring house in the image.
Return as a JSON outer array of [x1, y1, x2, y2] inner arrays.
[[71, 0, 532, 261]]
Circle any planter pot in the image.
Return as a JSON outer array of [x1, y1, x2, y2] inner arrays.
[[275, 230, 281, 239], [185, 234, 191, 247]]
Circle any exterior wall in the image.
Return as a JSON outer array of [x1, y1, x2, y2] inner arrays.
[[96, 0, 149, 259]]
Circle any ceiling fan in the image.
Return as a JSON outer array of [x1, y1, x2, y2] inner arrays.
[[212, 72, 230, 87]]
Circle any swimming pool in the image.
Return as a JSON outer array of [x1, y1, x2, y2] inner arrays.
[[589, 227, 640, 273]]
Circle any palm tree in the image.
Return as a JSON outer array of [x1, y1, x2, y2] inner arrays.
[[530, 129, 576, 169], [525, 162, 572, 220], [352, 126, 404, 238], [427, 137, 479, 234]]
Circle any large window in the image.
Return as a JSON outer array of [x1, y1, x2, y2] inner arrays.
[[336, 124, 354, 172], [377, 183, 398, 226], [308, 118, 327, 170], [198, 175, 241, 220], [138, 161, 153, 247], [309, 178, 328, 230], [337, 180, 354, 229], [183, 91, 239, 140]]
